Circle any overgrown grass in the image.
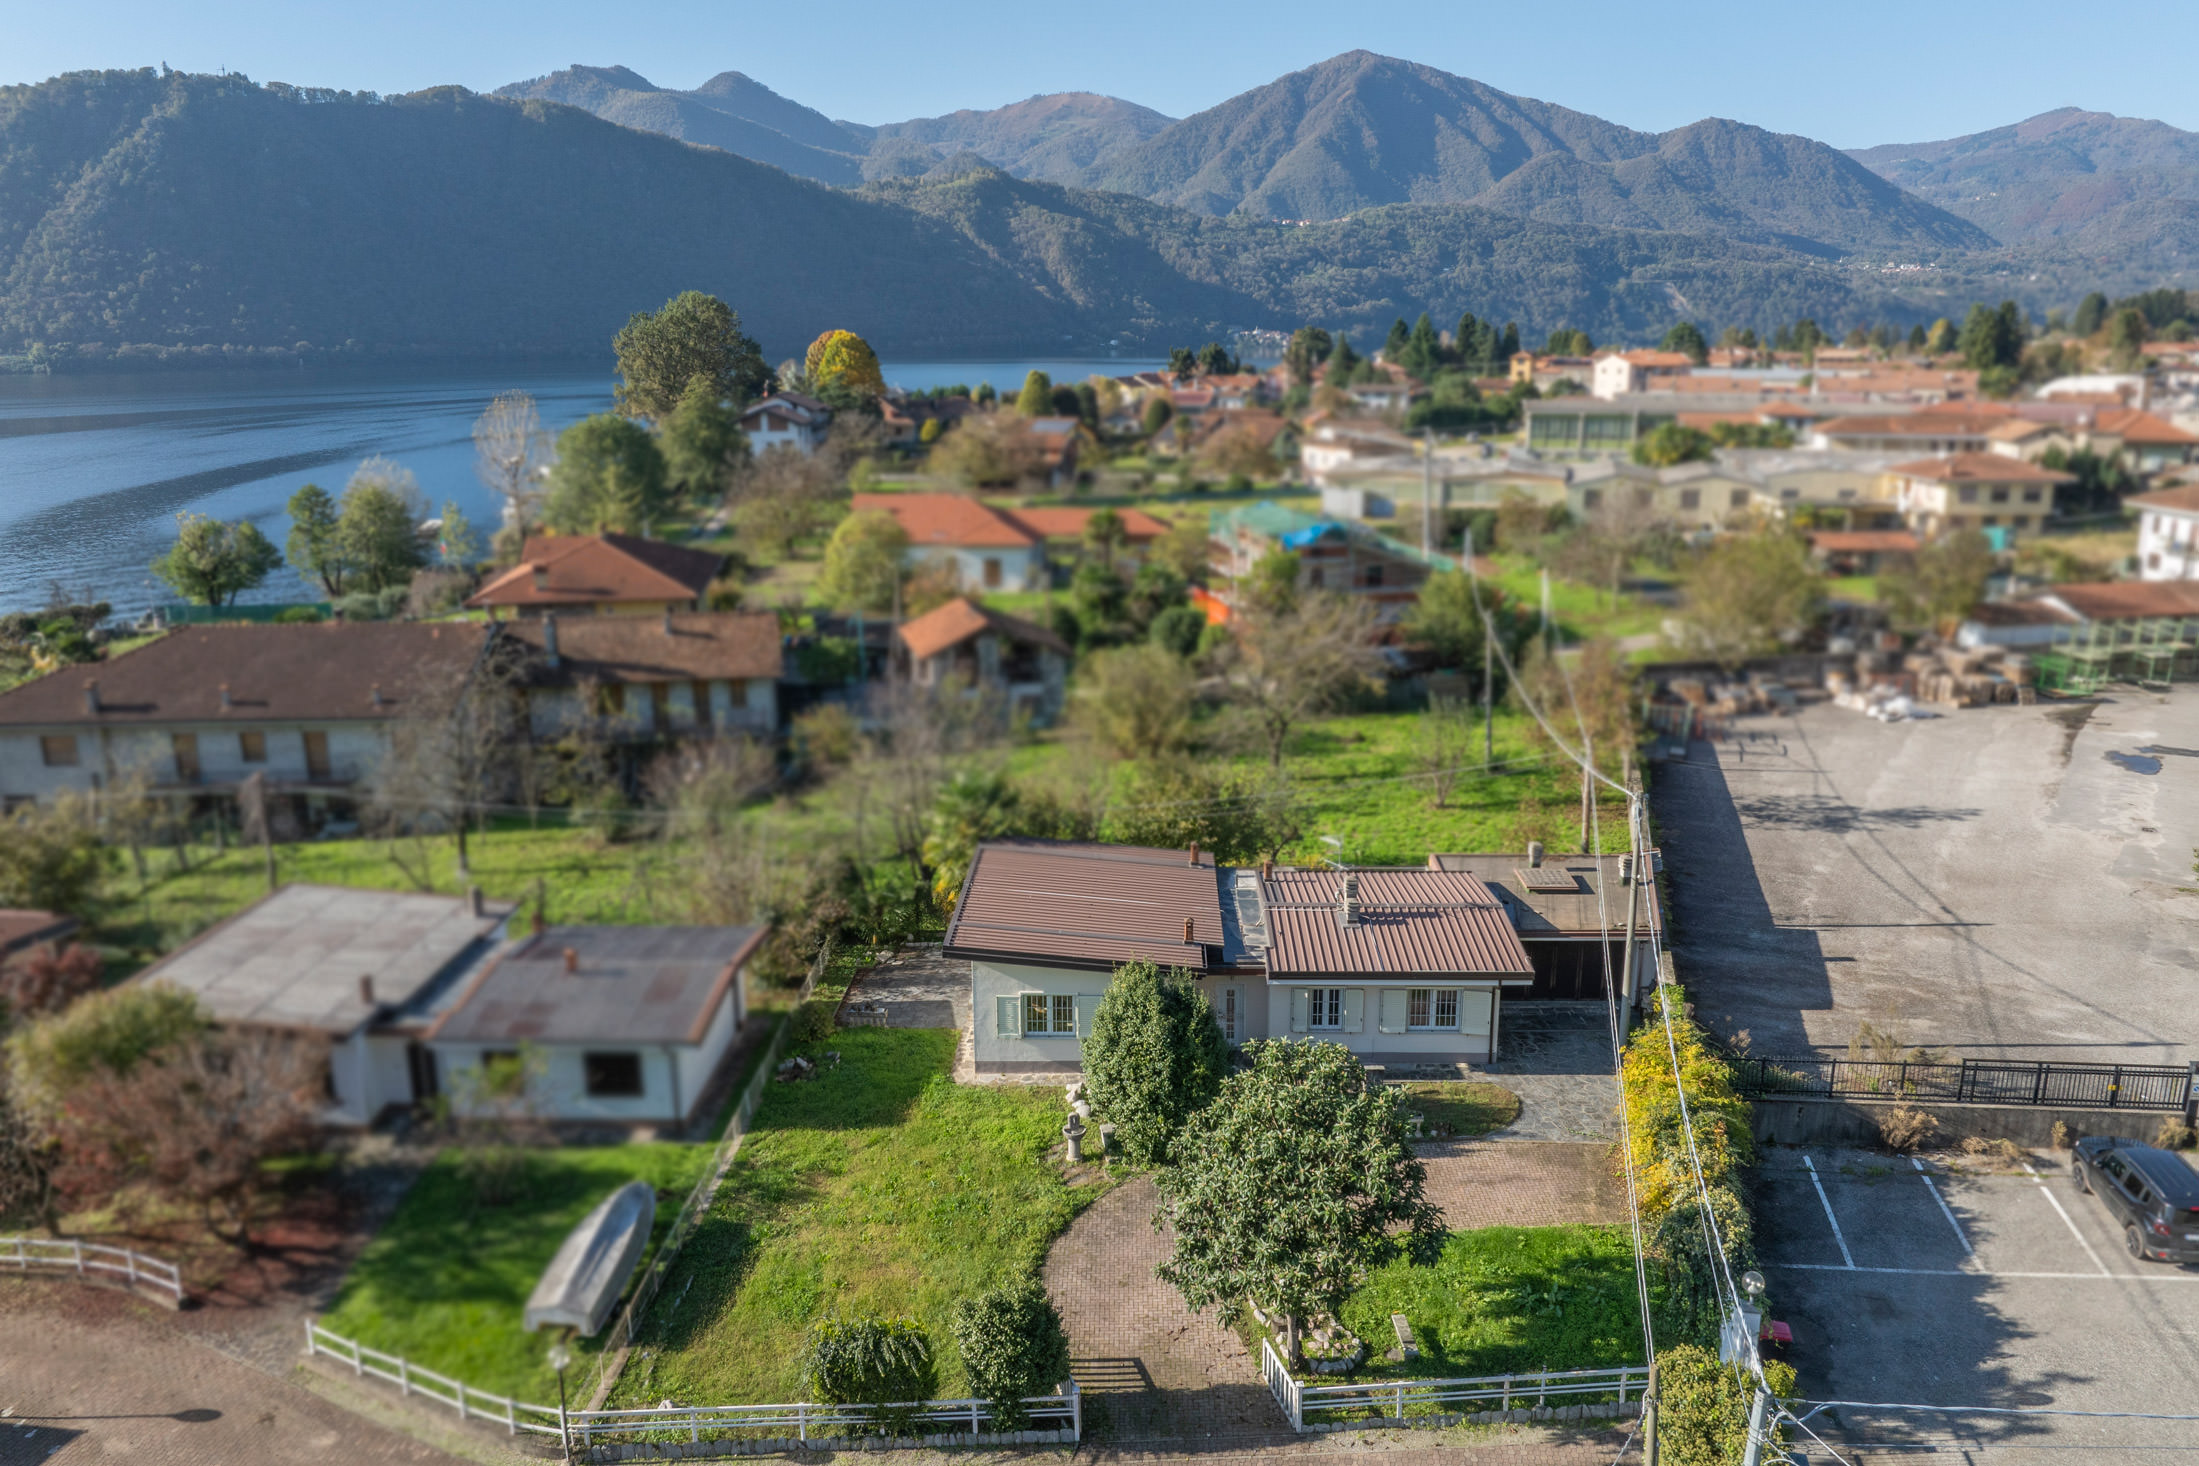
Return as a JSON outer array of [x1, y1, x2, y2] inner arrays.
[[1386, 1081, 1521, 1138], [1484, 556, 1666, 645], [1825, 575, 1880, 603], [609, 1026, 1108, 1405], [318, 1143, 713, 1401], [1341, 1225, 1655, 1381]]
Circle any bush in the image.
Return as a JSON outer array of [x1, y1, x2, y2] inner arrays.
[[801, 1315, 938, 1417], [6, 984, 208, 1118], [2155, 1117, 2197, 1151], [790, 997, 839, 1045], [1147, 603, 1207, 659], [1082, 960, 1228, 1166], [1656, 1342, 1795, 1466], [950, 1277, 1071, 1427], [1877, 1106, 1939, 1153], [272, 605, 323, 623]]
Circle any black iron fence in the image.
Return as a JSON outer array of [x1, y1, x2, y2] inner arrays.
[[1735, 1056, 2196, 1114]]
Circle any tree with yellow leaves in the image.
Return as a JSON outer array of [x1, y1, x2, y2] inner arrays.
[[804, 329, 885, 400]]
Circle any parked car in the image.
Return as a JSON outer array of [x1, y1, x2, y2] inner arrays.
[[2070, 1137, 2199, 1263]]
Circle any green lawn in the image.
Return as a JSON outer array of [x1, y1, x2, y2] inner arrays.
[[318, 1143, 713, 1402], [1340, 1225, 1654, 1383], [1825, 575, 1879, 603], [1386, 1082, 1521, 1138], [609, 1025, 1108, 1406], [1482, 556, 1665, 646]]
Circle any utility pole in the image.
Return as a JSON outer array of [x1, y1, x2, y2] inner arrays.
[[1465, 529, 1492, 766], [1421, 426, 1434, 559], [1641, 1357, 1660, 1466], [1618, 783, 1645, 1020], [1540, 567, 1554, 651], [1739, 1378, 1771, 1466]]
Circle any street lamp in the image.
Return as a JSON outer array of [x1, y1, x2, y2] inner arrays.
[[547, 1340, 574, 1463]]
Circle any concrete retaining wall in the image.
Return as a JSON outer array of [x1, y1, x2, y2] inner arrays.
[[584, 1427, 1076, 1460], [1751, 1096, 2180, 1149]]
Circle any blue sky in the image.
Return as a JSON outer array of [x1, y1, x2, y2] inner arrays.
[[5, 0, 2197, 148]]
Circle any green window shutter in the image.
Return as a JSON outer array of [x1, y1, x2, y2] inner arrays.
[[1342, 988, 1365, 1034], [1074, 994, 1102, 1038], [1377, 989, 1408, 1034], [1290, 988, 1310, 1033], [996, 994, 1022, 1038]]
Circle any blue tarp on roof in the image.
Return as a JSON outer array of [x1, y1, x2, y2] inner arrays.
[[1277, 522, 1343, 550]]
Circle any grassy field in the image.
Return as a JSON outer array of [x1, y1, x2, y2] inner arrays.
[[318, 1142, 714, 1401], [1340, 1225, 1653, 1381], [1825, 575, 1880, 603], [1385, 1082, 1521, 1138], [609, 1026, 1108, 1405], [1482, 557, 1665, 646]]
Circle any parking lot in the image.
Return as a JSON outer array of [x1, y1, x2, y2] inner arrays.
[[1654, 691, 2199, 1062], [1758, 1145, 2199, 1459]]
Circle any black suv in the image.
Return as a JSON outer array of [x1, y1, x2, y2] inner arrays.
[[2071, 1137, 2199, 1264]]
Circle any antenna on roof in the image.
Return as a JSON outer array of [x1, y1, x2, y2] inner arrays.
[[1318, 834, 1346, 870]]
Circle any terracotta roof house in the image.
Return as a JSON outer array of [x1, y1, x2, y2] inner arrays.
[[499, 610, 784, 741], [1591, 349, 1695, 399], [466, 534, 724, 618], [2091, 408, 2199, 472], [428, 923, 765, 1126], [893, 597, 1069, 726], [1208, 500, 1447, 622], [0, 622, 490, 817], [738, 392, 831, 455], [948, 840, 1544, 1072], [2132, 484, 2199, 581], [1023, 417, 1084, 488], [131, 884, 517, 1125], [850, 492, 1047, 593], [1806, 529, 1922, 574], [1885, 453, 2074, 540], [1808, 410, 2016, 454]]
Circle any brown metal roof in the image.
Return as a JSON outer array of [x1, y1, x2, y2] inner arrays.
[[1260, 869, 1532, 979], [943, 840, 1224, 973], [429, 925, 764, 1046], [0, 622, 489, 728], [500, 611, 783, 684], [0, 910, 77, 959], [1425, 854, 1663, 940]]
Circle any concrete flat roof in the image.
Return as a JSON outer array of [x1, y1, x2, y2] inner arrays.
[[430, 925, 765, 1047], [136, 884, 516, 1035]]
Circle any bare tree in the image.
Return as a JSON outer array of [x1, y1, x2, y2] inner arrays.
[[439, 1045, 552, 1206], [1076, 644, 1198, 761], [645, 738, 785, 924], [852, 680, 1006, 896], [1214, 592, 1388, 767], [1416, 695, 1474, 808], [472, 391, 552, 534], [362, 636, 531, 886], [729, 444, 839, 559], [1551, 493, 1660, 611]]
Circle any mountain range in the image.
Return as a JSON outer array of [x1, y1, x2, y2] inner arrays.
[[2, 56, 2194, 366]]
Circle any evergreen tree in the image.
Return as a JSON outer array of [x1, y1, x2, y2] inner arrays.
[[1383, 317, 1411, 359], [1660, 321, 1710, 364], [659, 379, 748, 505], [1082, 959, 1229, 1166], [1015, 370, 1054, 416], [612, 290, 769, 420], [334, 458, 429, 593], [542, 414, 670, 535], [1499, 321, 1520, 360], [284, 483, 348, 597], [1907, 323, 1928, 351], [2072, 292, 2109, 337], [1283, 326, 1333, 386]]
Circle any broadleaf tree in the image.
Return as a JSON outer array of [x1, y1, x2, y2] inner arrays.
[[542, 414, 671, 534], [149, 513, 283, 606], [335, 457, 429, 593], [1154, 1038, 1444, 1362], [612, 291, 771, 421], [1082, 959, 1229, 1166], [284, 483, 348, 596]]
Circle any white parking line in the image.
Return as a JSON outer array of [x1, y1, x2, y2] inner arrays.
[[1913, 1156, 1974, 1256], [1768, 1262, 2199, 1281], [1803, 1154, 1856, 1269], [2022, 1159, 2111, 1277]]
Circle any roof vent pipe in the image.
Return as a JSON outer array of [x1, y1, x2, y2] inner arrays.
[[1527, 840, 1545, 869], [563, 946, 578, 974], [468, 884, 484, 917], [1183, 917, 1195, 943], [84, 680, 100, 715], [543, 612, 560, 669], [529, 562, 547, 591], [358, 974, 375, 1007], [1187, 840, 1199, 866]]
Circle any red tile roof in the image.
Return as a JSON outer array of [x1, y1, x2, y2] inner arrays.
[[850, 492, 1036, 548], [1817, 411, 2015, 438], [2094, 408, 2199, 446], [0, 623, 489, 727], [2131, 485, 2199, 514], [466, 533, 723, 611], [499, 611, 783, 684], [1001, 506, 1171, 541], [895, 597, 1069, 662], [1259, 869, 1533, 979], [2040, 581, 2199, 622], [1808, 531, 1922, 554], [944, 840, 1225, 972], [1888, 452, 2076, 483]]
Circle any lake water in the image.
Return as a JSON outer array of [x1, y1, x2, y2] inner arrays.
[[0, 357, 1161, 616]]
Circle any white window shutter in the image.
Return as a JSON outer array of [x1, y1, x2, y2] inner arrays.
[[1459, 988, 1494, 1037], [996, 994, 1022, 1038], [1342, 988, 1365, 1034], [1290, 989, 1310, 1033], [1377, 989, 1408, 1034], [1075, 994, 1102, 1038]]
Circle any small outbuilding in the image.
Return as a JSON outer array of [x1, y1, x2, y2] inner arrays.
[[427, 924, 764, 1126]]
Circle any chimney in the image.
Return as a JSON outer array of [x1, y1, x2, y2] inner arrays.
[[1260, 858, 1273, 881], [358, 974, 375, 1007], [1183, 917, 1195, 943], [1528, 840, 1545, 869], [1187, 840, 1199, 867], [542, 612, 560, 668], [1338, 872, 1360, 928], [468, 884, 484, 917], [529, 562, 547, 592], [562, 946, 578, 974], [218, 683, 233, 712], [83, 679, 100, 715]]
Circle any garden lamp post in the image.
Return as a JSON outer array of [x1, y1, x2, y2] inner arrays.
[[548, 1340, 574, 1463]]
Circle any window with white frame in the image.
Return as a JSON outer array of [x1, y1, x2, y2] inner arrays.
[[1407, 989, 1460, 1031], [1308, 988, 1344, 1029], [1024, 992, 1077, 1036]]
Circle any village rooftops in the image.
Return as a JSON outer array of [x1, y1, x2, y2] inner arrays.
[[134, 884, 516, 1036], [0, 622, 489, 728], [498, 610, 783, 685], [2094, 408, 2199, 447], [429, 924, 765, 1046], [944, 840, 1226, 973], [1257, 868, 1533, 980], [895, 598, 1070, 662], [2037, 580, 2199, 622], [1424, 854, 1663, 940], [1887, 452, 2076, 483], [851, 492, 1037, 548], [2131, 484, 2199, 514], [466, 533, 723, 613], [1807, 530, 1922, 554], [1001, 506, 1172, 541]]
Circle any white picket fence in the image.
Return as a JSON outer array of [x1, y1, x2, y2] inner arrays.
[[0, 1235, 185, 1305], [1261, 1339, 1648, 1432], [305, 1319, 1079, 1453]]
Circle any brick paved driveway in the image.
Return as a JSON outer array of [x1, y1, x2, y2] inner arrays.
[[1420, 1141, 1626, 1229], [0, 1277, 473, 1466]]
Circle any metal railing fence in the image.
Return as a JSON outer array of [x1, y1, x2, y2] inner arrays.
[[0, 1235, 185, 1305], [1734, 1056, 2194, 1113]]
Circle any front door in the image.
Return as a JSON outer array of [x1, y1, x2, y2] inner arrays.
[[1219, 986, 1240, 1043], [406, 1041, 439, 1103]]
